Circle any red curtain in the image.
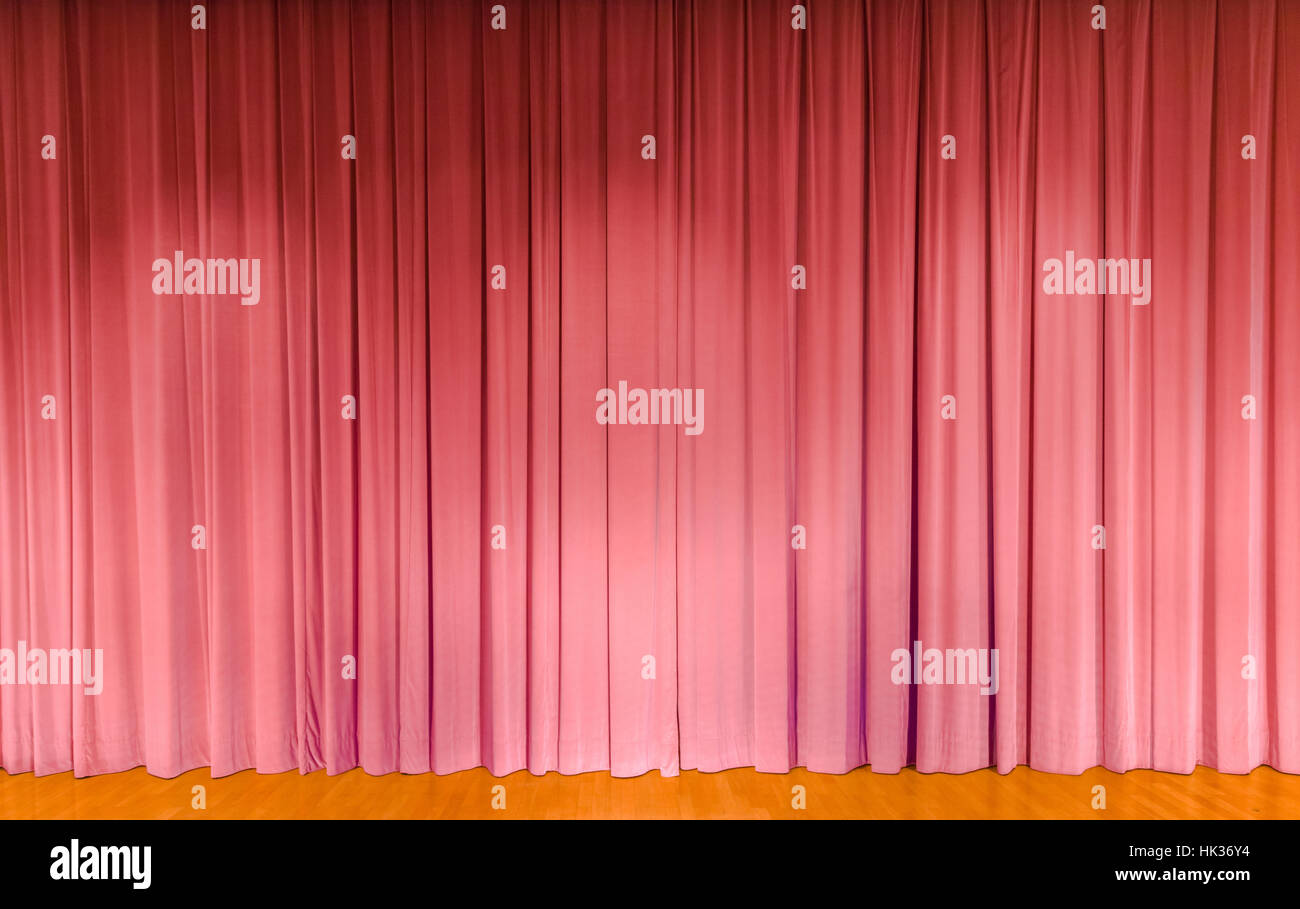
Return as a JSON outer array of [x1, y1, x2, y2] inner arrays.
[[1, 0, 1297, 779]]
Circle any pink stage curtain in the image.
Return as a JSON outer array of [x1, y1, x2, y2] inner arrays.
[[1, 0, 1298, 779]]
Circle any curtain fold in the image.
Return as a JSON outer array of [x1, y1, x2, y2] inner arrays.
[[0, 0, 1297, 779]]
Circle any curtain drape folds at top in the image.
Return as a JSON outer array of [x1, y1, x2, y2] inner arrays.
[[1, 0, 1297, 779]]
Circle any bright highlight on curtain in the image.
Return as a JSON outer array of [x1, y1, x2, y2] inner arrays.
[[1, 0, 1298, 779]]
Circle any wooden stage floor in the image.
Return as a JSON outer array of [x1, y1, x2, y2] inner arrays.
[[1, 763, 1295, 820]]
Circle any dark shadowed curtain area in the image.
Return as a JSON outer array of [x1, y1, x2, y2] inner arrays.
[[1, 0, 1298, 778]]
